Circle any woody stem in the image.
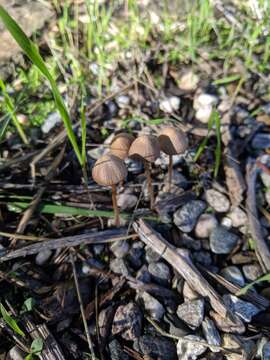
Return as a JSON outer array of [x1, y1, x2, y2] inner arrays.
[[145, 161, 154, 210], [168, 154, 173, 192], [111, 184, 120, 227]]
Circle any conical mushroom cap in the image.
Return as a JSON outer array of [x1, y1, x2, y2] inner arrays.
[[92, 154, 127, 186], [110, 133, 135, 160], [158, 127, 188, 155], [128, 135, 160, 163]]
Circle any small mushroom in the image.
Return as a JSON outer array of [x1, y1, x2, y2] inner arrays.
[[92, 154, 127, 227], [128, 135, 160, 209], [110, 133, 135, 160], [159, 127, 188, 191]]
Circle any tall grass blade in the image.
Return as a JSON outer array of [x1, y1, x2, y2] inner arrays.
[[0, 78, 28, 144], [0, 114, 11, 142], [0, 303, 25, 337], [0, 5, 83, 165], [194, 109, 215, 162], [237, 273, 270, 296]]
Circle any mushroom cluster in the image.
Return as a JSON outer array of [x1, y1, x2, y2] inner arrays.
[[92, 127, 188, 226]]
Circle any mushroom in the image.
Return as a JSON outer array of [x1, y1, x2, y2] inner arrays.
[[128, 135, 160, 210], [110, 133, 135, 160], [92, 154, 127, 227], [158, 127, 188, 191]]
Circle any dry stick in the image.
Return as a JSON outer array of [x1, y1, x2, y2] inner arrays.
[[146, 317, 242, 355], [168, 154, 173, 192], [11, 145, 66, 246], [246, 160, 270, 273], [144, 161, 154, 210], [133, 219, 243, 328], [70, 252, 95, 360], [111, 184, 120, 227], [0, 228, 131, 262]]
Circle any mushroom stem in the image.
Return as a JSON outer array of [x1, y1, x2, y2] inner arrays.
[[168, 154, 173, 192], [111, 184, 120, 227], [144, 161, 154, 210]]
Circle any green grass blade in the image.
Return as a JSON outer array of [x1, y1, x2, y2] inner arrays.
[[194, 109, 215, 162], [0, 114, 11, 142], [80, 106, 87, 167], [213, 74, 241, 85], [0, 303, 25, 337], [0, 5, 83, 165], [0, 78, 28, 144], [237, 273, 270, 296]]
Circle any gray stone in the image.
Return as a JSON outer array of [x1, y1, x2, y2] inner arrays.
[[177, 335, 207, 360], [177, 299, 204, 329], [242, 264, 263, 282], [117, 193, 138, 210], [136, 265, 151, 283], [145, 246, 160, 263], [98, 307, 115, 338], [182, 281, 199, 301], [139, 292, 165, 320], [202, 317, 221, 352], [126, 158, 144, 174], [127, 241, 144, 269], [110, 240, 130, 258], [178, 70, 199, 91], [220, 266, 245, 287], [262, 341, 270, 360], [112, 302, 142, 340], [222, 334, 255, 360], [205, 189, 230, 212], [192, 251, 212, 266], [108, 339, 129, 360], [164, 171, 188, 189], [159, 96, 180, 113], [35, 249, 52, 265], [174, 200, 206, 232], [116, 95, 130, 108], [0, 0, 54, 79], [210, 311, 245, 334], [41, 112, 61, 134], [210, 226, 239, 254], [194, 213, 218, 238], [110, 258, 130, 276], [252, 133, 270, 149], [148, 262, 171, 286], [135, 335, 177, 360], [164, 314, 189, 338], [176, 233, 201, 251], [221, 217, 232, 228], [223, 294, 261, 323], [227, 207, 248, 228]]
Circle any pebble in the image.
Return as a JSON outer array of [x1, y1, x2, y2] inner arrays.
[[98, 307, 115, 338], [164, 171, 188, 189], [112, 302, 142, 340], [222, 334, 255, 360], [182, 281, 199, 301], [173, 200, 206, 232], [110, 240, 130, 258], [261, 170, 270, 188], [205, 189, 230, 212], [202, 317, 221, 352], [195, 105, 213, 123], [210, 311, 245, 334], [35, 249, 52, 265], [251, 133, 270, 149], [117, 193, 138, 210], [194, 93, 218, 123], [134, 335, 177, 360], [139, 292, 165, 320], [159, 96, 180, 113], [177, 299, 204, 329], [116, 95, 130, 108], [176, 233, 201, 251], [223, 294, 260, 323], [41, 112, 61, 134], [125, 158, 144, 174], [177, 335, 207, 360], [242, 264, 262, 282], [109, 339, 129, 360], [110, 258, 130, 276], [148, 262, 171, 286], [136, 265, 151, 283], [145, 246, 161, 263], [210, 226, 239, 254], [262, 341, 270, 360], [127, 241, 144, 269], [221, 217, 232, 228], [192, 251, 212, 266], [220, 266, 245, 287], [227, 207, 248, 228], [178, 70, 199, 91], [194, 213, 218, 238], [164, 313, 189, 338]]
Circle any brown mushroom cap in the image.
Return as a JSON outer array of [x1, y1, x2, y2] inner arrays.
[[158, 127, 188, 155], [110, 133, 135, 160], [92, 154, 127, 186], [128, 135, 160, 163]]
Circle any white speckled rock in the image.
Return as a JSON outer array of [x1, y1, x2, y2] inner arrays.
[[177, 299, 204, 329], [205, 189, 230, 212], [177, 335, 207, 360], [159, 96, 180, 113], [227, 207, 248, 228]]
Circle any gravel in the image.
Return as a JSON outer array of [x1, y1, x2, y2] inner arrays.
[[210, 226, 239, 254], [139, 291, 165, 320], [220, 266, 245, 287], [205, 189, 230, 212], [112, 302, 142, 340], [177, 335, 207, 359], [159, 96, 180, 113], [148, 261, 171, 286], [174, 200, 206, 232], [177, 298, 204, 329], [227, 207, 248, 228], [223, 294, 261, 323], [242, 264, 263, 282], [194, 213, 218, 238], [202, 317, 221, 352], [117, 192, 138, 210], [134, 335, 177, 360], [110, 240, 130, 258]]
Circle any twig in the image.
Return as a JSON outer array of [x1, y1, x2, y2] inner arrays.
[[70, 252, 95, 359], [246, 160, 270, 272], [0, 228, 133, 262], [133, 219, 243, 329], [146, 317, 242, 355]]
